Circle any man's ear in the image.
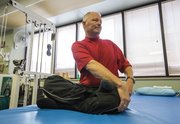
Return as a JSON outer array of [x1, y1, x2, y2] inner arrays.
[[82, 21, 86, 28], [82, 21, 85, 26]]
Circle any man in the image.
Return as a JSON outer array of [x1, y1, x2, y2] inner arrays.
[[37, 12, 134, 114], [71, 12, 134, 112]]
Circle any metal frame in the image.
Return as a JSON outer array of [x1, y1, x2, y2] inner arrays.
[[9, 0, 56, 73], [0, 0, 56, 108]]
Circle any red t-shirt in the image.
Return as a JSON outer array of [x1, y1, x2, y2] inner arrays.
[[71, 37, 131, 86]]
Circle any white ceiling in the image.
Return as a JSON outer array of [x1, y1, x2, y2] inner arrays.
[[49, 0, 160, 26], [0, 0, 160, 29]]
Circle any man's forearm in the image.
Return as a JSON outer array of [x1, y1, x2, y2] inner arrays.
[[124, 66, 135, 84], [124, 66, 133, 78], [85, 60, 123, 87]]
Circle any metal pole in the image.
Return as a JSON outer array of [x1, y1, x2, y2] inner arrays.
[[31, 74, 39, 104], [39, 24, 45, 73], [9, 74, 20, 108], [36, 25, 42, 72], [25, 21, 34, 72]]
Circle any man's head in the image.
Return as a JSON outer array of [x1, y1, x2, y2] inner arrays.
[[82, 12, 102, 38]]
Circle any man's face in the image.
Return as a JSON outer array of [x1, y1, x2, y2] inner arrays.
[[83, 13, 102, 37]]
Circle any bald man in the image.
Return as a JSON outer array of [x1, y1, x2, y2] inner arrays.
[[72, 12, 135, 112], [37, 12, 134, 114]]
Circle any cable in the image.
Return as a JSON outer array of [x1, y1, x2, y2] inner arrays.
[[2, 6, 8, 47]]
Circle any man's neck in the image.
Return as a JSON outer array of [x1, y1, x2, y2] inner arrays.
[[86, 34, 99, 39]]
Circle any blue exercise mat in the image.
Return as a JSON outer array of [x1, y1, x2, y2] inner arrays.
[[0, 95, 179, 124]]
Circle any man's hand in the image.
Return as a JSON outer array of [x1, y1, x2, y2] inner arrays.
[[117, 83, 130, 112]]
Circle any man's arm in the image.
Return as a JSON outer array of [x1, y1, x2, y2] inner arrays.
[[85, 59, 123, 87], [124, 66, 134, 79]]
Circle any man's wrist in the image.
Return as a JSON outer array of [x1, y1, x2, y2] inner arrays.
[[126, 77, 135, 84]]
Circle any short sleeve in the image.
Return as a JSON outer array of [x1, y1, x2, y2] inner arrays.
[[114, 44, 131, 72], [71, 42, 93, 71]]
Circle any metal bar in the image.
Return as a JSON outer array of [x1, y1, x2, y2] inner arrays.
[[2, 9, 8, 43], [51, 32, 56, 74], [23, 76, 29, 106], [25, 22, 34, 72], [39, 25, 45, 73], [9, 74, 20, 108], [31, 74, 39, 104], [23, 71, 52, 77], [36, 25, 42, 72]]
